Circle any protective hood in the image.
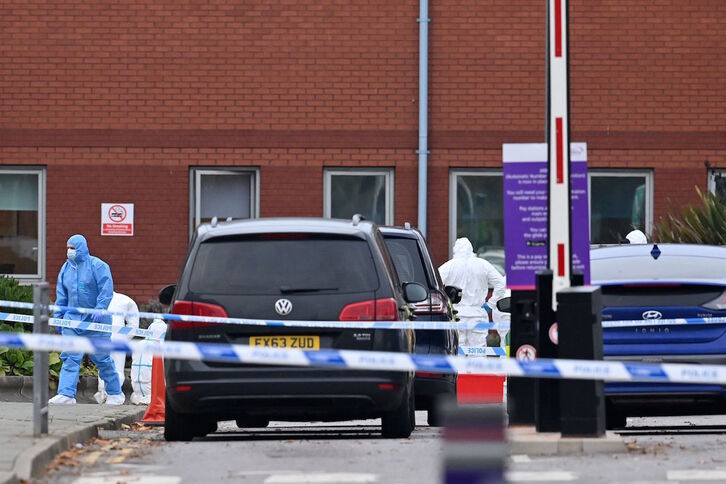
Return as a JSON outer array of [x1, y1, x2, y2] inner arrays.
[[67, 234, 89, 261], [452, 238, 475, 259], [626, 230, 647, 244]]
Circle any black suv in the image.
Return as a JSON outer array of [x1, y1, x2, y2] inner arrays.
[[380, 224, 461, 426], [159, 217, 428, 441]]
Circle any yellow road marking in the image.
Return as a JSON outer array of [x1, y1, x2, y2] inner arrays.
[[107, 448, 133, 464], [83, 451, 103, 466]]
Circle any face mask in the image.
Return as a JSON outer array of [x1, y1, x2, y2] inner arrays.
[[67, 248, 76, 261]]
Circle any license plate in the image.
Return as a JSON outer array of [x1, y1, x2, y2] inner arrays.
[[249, 335, 320, 350]]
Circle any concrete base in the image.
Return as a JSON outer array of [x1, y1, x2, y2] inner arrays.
[[508, 425, 627, 455]]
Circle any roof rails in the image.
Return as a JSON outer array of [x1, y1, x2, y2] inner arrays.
[[352, 213, 365, 226]]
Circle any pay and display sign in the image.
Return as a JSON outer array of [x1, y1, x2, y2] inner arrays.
[[101, 203, 134, 236], [502, 143, 590, 290]]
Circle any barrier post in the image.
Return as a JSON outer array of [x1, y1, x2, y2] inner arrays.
[[507, 290, 537, 425], [534, 270, 559, 432], [32, 282, 50, 437], [557, 285, 605, 436]]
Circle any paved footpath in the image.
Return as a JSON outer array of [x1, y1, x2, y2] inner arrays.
[[0, 402, 145, 484]]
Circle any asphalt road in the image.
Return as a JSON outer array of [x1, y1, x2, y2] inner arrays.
[[36, 414, 726, 484]]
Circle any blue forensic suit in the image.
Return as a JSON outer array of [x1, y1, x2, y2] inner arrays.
[[55, 234, 122, 398]]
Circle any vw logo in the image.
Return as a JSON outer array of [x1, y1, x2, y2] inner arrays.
[[642, 310, 663, 320], [274, 299, 293, 316]]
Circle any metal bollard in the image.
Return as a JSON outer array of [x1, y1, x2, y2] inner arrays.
[[507, 290, 537, 425], [442, 402, 506, 484], [32, 282, 50, 437], [534, 270, 559, 432], [557, 285, 606, 437]]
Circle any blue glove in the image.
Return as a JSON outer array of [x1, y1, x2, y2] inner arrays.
[[482, 303, 493, 315], [92, 312, 104, 323]]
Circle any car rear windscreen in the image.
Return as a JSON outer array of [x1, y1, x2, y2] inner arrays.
[[601, 284, 724, 307], [189, 234, 379, 295], [383, 237, 429, 287]]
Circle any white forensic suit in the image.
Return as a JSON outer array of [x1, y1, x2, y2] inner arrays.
[[94, 292, 139, 403], [439, 237, 506, 348], [130, 318, 167, 405]]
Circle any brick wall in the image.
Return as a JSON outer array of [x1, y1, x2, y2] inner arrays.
[[1, 0, 725, 301]]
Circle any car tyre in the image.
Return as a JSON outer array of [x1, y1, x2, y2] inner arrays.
[[606, 411, 627, 430], [428, 389, 457, 427], [382, 379, 415, 438], [164, 393, 197, 442], [235, 417, 270, 428]]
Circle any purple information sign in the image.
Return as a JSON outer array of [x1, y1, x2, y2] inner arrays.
[[502, 143, 590, 290]]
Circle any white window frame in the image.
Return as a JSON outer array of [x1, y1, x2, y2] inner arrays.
[[0, 167, 46, 280], [323, 168, 394, 225], [588, 169, 654, 242], [708, 169, 726, 200], [448, 169, 503, 258], [189, 168, 259, 236]]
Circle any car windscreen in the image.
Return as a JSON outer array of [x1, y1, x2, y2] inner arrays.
[[189, 234, 379, 295], [382, 236, 429, 287]]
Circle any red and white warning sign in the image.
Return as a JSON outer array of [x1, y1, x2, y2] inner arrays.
[[549, 323, 559, 345], [515, 344, 537, 362], [101, 203, 134, 236]]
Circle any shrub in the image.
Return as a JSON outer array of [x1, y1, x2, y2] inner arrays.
[[654, 187, 726, 245]]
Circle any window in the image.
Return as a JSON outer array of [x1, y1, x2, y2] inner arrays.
[[708, 170, 726, 205], [0, 168, 45, 279], [323, 169, 394, 225], [190, 169, 259, 232], [449, 171, 505, 273], [589, 170, 652, 244]]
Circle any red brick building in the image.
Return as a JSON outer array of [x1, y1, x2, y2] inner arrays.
[[1, 1, 724, 304]]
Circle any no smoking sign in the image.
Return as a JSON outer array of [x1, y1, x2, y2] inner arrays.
[[101, 203, 134, 236]]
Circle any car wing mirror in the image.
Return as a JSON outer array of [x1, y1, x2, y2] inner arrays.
[[158, 284, 176, 306], [444, 285, 462, 304], [496, 296, 511, 314], [403, 282, 429, 304]]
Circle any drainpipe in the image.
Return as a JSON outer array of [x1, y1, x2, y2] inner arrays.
[[417, 0, 430, 236]]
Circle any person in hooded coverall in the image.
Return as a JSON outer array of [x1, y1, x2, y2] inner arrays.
[[626, 229, 648, 244], [49, 234, 125, 405], [94, 292, 139, 404], [439, 237, 506, 348]]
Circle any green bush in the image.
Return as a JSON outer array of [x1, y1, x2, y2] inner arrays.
[[654, 187, 726, 245]]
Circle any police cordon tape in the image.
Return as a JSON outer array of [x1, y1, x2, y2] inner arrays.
[[458, 346, 507, 357], [0, 311, 159, 339], [0, 299, 507, 332], [2, 299, 725, 332], [1, 330, 725, 385]]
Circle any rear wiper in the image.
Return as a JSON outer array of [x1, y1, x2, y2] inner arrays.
[[279, 286, 339, 294]]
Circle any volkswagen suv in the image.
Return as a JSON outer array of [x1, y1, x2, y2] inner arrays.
[[159, 217, 428, 441], [380, 224, 460, 426]]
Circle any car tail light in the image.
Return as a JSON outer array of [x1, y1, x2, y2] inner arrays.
[[339, 298, 399, 321], [410, 291, 447, 315], [170, 300, 228, 329], [705, 290, 726, 310]]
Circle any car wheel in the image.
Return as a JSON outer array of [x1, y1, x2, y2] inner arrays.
[[197, 418, 218, 438], [236, 417, 270, 428], [606, 411, 627, 430], [428, 388, 457, 427], [381, 379, 415, 439], [164, 393, 197, 442]]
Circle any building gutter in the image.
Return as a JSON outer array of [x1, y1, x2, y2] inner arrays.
[[417, 0, 430, 236]]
